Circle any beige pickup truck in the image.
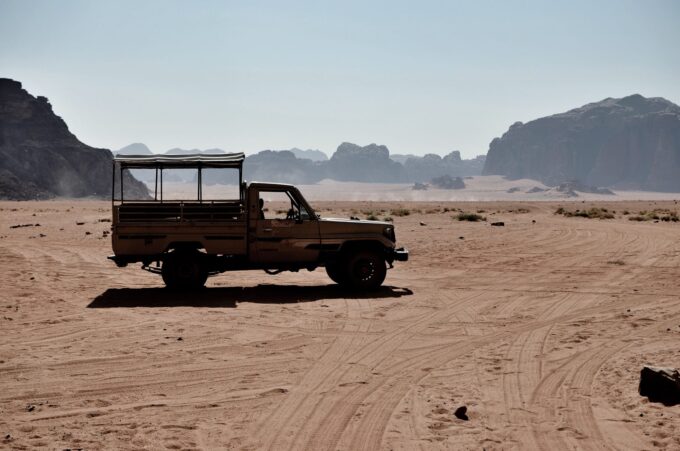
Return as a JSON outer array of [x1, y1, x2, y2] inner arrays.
[[109, 153, 408, 289]]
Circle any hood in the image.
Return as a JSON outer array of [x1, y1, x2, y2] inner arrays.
[[319, 217, 392, 226], [318, 217, 396, 243]]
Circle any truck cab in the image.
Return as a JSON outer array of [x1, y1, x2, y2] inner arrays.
[[109, 153, 408, 290]]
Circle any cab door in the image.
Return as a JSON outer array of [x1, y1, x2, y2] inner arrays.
[[249, 187, 320, 264]]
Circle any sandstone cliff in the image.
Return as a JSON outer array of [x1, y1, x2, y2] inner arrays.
[[0, 79, 148, 200], [482, 95, 680, 191]]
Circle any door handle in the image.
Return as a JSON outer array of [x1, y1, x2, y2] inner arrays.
[[263, 228, 273, 232]]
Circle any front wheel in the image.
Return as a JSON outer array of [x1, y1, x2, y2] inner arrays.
[[161, 251, 208, 290], [345, 250, 386, 290]]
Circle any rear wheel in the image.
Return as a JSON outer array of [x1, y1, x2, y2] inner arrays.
[[325, 261, 348, 286], [162, 250, 208, 290], [345, 250, 386, 290]]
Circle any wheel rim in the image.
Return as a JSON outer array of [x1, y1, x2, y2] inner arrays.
[[354, 258, 376, 282]]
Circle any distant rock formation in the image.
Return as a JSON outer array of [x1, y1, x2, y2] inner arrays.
[[527, 186, 546, 193], [287, 148, 328, 161], [390, 154, 419, 164], [113, 141, 483, 185], [241, 143, 482, 184], [244, 150, 325, 184], [403, 151, 485, 182], [114, 143, 152, 155], [199, 150, 326, 185], [0, 79, 148, 200], [555, 180, 614, 195], [482, 94, 680, 192], [326, 142, 408, 182], [164, 147, 226, 155], [430, 175, 465, 189]]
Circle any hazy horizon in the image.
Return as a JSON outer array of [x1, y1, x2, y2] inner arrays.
[[2, 0, 679, 158]]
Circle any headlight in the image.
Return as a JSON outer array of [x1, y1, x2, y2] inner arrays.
[[383, 226, 395, 242]]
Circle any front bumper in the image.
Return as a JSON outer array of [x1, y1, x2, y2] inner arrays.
[[392, 247, 409, 262]]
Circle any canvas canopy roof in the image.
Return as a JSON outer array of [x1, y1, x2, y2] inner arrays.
[[115, 153, 245, 169]]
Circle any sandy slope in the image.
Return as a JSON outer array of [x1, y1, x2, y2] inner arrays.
[[0, 200, 679, 450]]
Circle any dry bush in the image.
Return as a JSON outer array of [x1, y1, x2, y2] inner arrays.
[[555, 207, 614, 219], [629, 209, 678, 222], [455, 212, 486, 222], [391, 208, 411, 217]]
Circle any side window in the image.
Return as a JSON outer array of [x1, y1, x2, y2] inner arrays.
[[257, 189, 311, 220], [258, 191, 294, 220]]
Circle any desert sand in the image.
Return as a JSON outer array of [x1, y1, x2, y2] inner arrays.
[[1, 199, 679, 450]]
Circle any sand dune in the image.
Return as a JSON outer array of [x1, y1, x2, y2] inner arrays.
[[1, 200, 679, 450]]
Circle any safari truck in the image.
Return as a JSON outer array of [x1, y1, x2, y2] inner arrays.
[[109, 153, 408, 289]]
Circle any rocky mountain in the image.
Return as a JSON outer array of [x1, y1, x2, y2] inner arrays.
[[0, 79, 148, 200], [483, 94, 680, 192]]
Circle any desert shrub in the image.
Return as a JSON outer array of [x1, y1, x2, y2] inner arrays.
[[629, 209, 678, 222], [366, 214, 379, 221], [555, 207, 614, 219], [383, 216, 394, 222], [455, 212, 486, 222], [391, 208, 411, 217], [607, 260, 625, 265]]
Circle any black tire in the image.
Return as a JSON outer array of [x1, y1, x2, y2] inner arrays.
[[161, 251, 208, 290], [325, 261, 349, 286], [345, 250, 386, 290]]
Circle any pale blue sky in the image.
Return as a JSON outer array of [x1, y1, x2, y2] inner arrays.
[[1, 0, 678, 158]]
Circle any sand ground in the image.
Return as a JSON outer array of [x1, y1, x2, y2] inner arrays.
[[0, 199, 679, 450]]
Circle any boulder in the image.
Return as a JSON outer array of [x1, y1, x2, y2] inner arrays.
[[639, 366, 680, 406]]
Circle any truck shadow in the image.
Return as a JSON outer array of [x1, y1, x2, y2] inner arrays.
[[88, 284, 413, 308]]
